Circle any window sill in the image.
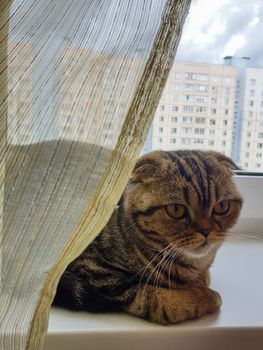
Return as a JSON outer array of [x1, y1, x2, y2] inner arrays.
[[45, 239, 263, 350]]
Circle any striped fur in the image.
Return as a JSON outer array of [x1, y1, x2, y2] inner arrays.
[[53, 150, 242, 324]]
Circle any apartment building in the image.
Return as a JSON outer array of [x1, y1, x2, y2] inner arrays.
[[238, 68, 263, 171], [149, 61, 236, 157]]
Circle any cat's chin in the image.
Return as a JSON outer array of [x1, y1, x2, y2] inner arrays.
[[183, 243, 215, 259]]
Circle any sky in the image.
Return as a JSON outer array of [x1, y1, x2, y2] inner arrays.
[[176, 0, 263, 67]]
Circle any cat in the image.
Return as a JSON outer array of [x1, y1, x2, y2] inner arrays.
[[53, 150, 242, 324]]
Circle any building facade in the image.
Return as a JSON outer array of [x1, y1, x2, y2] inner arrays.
[[149, 60, 237, 158]]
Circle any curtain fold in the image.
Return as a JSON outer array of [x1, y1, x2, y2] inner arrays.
[[0, 1, 191, 349]]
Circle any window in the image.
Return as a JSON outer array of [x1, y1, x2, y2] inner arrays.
[[249, 100, 254, 107], [209, 129, 215, 135], [258, 132, 263, 138], [182, 116, 192, 123], [210, 119, 216, 125], [175, 73, 181, 80], [195, 128, 205, 135], [223, 120, 228, 126], [198, 84, 208, 92], [222, 141, 226, 147], [160, 105, 165, 111], [260, 101, 263, 108], [251, 79, 256, 85], [181, 127, 192, 134], [196, 117, 205, 124], [196, 106, 206, 113], [223, 130, 227, 136], [159, 116, 164, 122], [185, 83, 194, 90], [258, 143, 263, 149], [172, 105, 178, 112], [194, 138, 204, 144], [250, 89, 255, 97], [184, 95, 194, 102], [158, 137, 163, 143], [184, 105, 194, 113], [211, 98, 217, 104], [171, 128, 177, 134], [225, 109, 229, 115], [196, 96, 207, 103], [185, 72, 196, 80], [174, 83, 181, 90], [208, 140, 214, 146], [256, 153, 262, 158], [171, 116, 178, 123], [211, 108, 216, 114], [159, 127, 163, 133], [211, 86, 218, 94], [197, 74, 208, 81], [181, 138, 191, 145], [170, 138, 176, 143]]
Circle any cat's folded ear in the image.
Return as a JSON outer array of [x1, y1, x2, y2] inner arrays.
[[206, 151, 240, 171], [130, 151, 169, 184]]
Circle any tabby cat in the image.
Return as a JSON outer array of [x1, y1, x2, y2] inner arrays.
[[53, 150, 242, 324]]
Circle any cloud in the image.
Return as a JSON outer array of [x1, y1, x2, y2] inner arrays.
[[176, 0, 263, 67]]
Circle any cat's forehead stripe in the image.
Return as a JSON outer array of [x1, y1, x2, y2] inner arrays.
[[166, 151, 214, 208]]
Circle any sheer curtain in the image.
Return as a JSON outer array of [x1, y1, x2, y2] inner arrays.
[[0, 0, 191, 349]]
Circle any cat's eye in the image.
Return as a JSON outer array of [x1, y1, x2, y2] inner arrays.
[[213, 200, 230, 215], [165, 204, 186, 220]]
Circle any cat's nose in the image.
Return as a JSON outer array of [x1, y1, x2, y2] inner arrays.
[[199, 229, 210, 238]]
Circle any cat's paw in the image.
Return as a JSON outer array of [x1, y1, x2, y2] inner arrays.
[[194, 287, 222, 317]]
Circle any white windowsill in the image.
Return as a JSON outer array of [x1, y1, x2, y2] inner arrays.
[[45, 176, 263, 350]]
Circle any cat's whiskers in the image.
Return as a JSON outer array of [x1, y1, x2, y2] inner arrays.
[[139, 242, 176, 296], [153, 246, 175, 290]]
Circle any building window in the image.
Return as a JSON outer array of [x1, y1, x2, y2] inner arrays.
[[181, 138, 191, 145], [247, 132, 251, 138], [258, 132, 263, 138], [185, 83, 195, 90], [195, 128, 205, 135], [208, 140, 214, 146], [211, 98, 217, 104], [159, 116, 164, 122], [183, 105, 194, 113], [256, 152, 262, 158], [249, 100, 254, 107], [197, 74, 208, 81], [196, 106, 206, 113], [255, 163, 261, 168], [249, 111, 253, 117], [175, 73, 181, 80], [184, 95, 194, 102], [260, 101, 263, 108], [181, 127, 192, 134], [251, 79, 256, 86], [172, 105, 179, 112], [222, 141, 226, 147], [223, 120, 228, 126], [210, 119, 216, 125], [194, 138, 204, 145], [211, 86, 218, 94], [257, 143, 263, 149], [159, 127, 164, 133], [171, 128, 177, 134], [173, 83, 181, 90], [160, 105, 165, 111], [198, 84, 208, 92], [171, 117, 178, 122], [182, 116, 193, 123], [209, 130, 215, 135], [196, 96, 207, 103], [196, 117, 205, 124], [223, 130, 227, 136], [158, 138, 163, 143], [185, 73, 196, 80], [170, 138, 176, 143], [250, 89, 255, 97], [211, 108, 216, 114]]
